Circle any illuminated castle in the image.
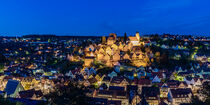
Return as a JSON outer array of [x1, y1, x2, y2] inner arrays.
[[84, 32, 151, 67]]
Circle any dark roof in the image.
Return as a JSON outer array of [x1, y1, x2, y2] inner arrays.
[[167, 80, 180, 88], [88, 97, 108, 105], [178, 71, 192, 76], [108, 100, 121, 105], [102, 76, 111, 82], [159, 101, 168, 105], [180, 104, 191, 105], [138, 96, 149, 105], [141, 86, 160, 100], [185, 76, 193, 81], [203, 74, 210, 79], [8, 98, 47, 105], [127, 85, 138, 92], [99, 83, 108, 90], [111, 77, 125, 84], [4, 79, 20, 95], [98, 90, 113, 96], [170, 88, 192, 98], [98, 90, 127, 98], [137, 78, 151, 85], [109, 86, 124, 91], [19, 89, 43, 99], [115, 91, 127, 97]]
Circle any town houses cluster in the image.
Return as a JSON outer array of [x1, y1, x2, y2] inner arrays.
[[70, 32, 151, 67], [0, 33, 209, 105]]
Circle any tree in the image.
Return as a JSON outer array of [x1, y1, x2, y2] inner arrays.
[[0, 63, 4, 72], [97, 67, 114, 75], [191, 96, 205, 105], [44, 82, 90, 105], [124, 32, 127, 44], [0, 96, 16, 105], [191, 82, 210, 105], [202, 82, 210, 104], [0, 54, 6, 72], [56, 60, 83, 74], [160, 52, 169, 64], [0, 54, 6, 63]]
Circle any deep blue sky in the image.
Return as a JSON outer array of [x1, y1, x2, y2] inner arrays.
[[0, 0, 210, 36]]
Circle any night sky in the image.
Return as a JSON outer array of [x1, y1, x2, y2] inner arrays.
[[0, 0, 210, 36]]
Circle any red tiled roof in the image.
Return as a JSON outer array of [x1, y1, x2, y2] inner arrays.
[[129, 37, 138, 41]]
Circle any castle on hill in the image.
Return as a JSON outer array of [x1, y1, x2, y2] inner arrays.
[[83, 32, 152, 67]]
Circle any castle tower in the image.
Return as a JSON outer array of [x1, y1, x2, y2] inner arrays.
[[107, 33, 117, 45], [102, 36, 106, 44], [136, 32, 140, 41]]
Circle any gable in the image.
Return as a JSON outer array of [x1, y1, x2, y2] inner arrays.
[[152, 76, 161, 83], [123, 54, 130, 60], [99, 48, 105, 53], [121, 79, 128, 84], [111, 44, 118, 50]]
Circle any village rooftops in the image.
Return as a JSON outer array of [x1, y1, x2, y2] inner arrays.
[[109, 86, 125, 91], [110, 77, 126, 84], [133, 78, 152, 85], [4, 79, 23, 96], [97, 90, 128, 98], [102, 76, 111, 82], [87, 97, 108, 105], [170, 88, 192, 98], [19, 89, 43, 99], [141, 86, 160, 100]]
